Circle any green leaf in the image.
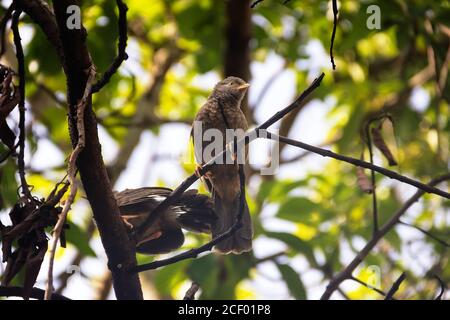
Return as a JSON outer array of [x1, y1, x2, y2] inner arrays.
[[276, 263, 307, 300], [276, 197, 317, 223], [154, 260, 189, 296], [65, 223, 96, 257], [187, 255, 219, 298], [265, 232, 314, 262]]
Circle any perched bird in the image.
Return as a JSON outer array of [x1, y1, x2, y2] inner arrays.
[[115, 187, 216, 254], [192, 76, 253, 254]]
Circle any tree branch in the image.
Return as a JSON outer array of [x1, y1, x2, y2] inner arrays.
[[11, 9, 32, 200], [51, 0, 142, 300], [350, 276, 388, 298], [329, 0, 338, 70], [0, 286, 70, 300], [265, 133, 450, 199], [384, 272, 406, 300], [183, 282, 200, 300], [91, 0, 128, 94], [398, 220, 449, 247], [320, 173, 450, 300]]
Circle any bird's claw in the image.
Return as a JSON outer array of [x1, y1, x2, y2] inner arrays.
[[195, 164, 204, 178], [226, 142, 238, 162]]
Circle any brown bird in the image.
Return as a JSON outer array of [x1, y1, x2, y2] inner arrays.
[[191, 76, 253, 254], [115, 187, 216, 254]]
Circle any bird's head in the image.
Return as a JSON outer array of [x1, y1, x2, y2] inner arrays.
[[212, 76, 250, 103]]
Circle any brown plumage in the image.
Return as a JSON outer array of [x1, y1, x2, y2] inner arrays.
[[191, 76, 253, 254], [115, 187, 216, 254]]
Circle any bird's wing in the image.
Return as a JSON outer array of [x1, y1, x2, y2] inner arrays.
[[190, 101, 216, 193], [114, 187, 172, 210], [136, 227, 185, 255]]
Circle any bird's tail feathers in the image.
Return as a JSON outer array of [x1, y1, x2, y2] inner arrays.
[[212, 194, 252, 254]]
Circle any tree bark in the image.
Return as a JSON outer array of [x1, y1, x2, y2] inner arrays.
[[18, 0, 143, 299], [224, 0, 252, 122]]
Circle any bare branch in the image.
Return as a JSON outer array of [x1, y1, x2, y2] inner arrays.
[[350, 276, 387, 298], [250, 0, 264, 8], [384, 272, 406, 300], [11, 9, 32, 200], [399, 220, 449, 247], [183, 282, 200, 300], [433, 275, 446, 300], [91, 0, 128, 94], [265, 132, 450, 199], [329, 0, 338, 70]]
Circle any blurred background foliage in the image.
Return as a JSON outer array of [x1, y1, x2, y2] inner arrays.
[[0, 0, 449, 299]]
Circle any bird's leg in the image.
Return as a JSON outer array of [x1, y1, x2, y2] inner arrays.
[[226, 141, 238, 162], [195, 164, 214, 180], [122, 218, 134, 230], [194, 164, 204, 179]]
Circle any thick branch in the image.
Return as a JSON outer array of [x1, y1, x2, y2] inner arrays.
[[52, 0, 142, 300], [15, 0, 62, 59], [225, 0, 251, 121]]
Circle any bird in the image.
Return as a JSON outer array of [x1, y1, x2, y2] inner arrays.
[[191, 76, 253, 254], [115, 187, 216, 254]]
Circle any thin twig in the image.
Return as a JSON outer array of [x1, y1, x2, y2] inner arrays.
[[320, 173, 450, 300], [11, 9, 32, 200], [183, 282, 200, 300], [329, 0, 338, 70], [250, 0, 264, 8], [265, 133, 450, 199], [44, 67, 96, 300], [433, 275, 446, 300], [350, 276, 387, 298], [91, 0, 128, 94], [384, 272, 406, 300], [399, 220, 449, 247], [254, 251, 286, 264]]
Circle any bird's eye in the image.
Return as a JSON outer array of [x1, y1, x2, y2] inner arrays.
[[228, 82, 233, 86]]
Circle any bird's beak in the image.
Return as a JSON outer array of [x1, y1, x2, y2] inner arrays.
[[237, 83, 250, 91]]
